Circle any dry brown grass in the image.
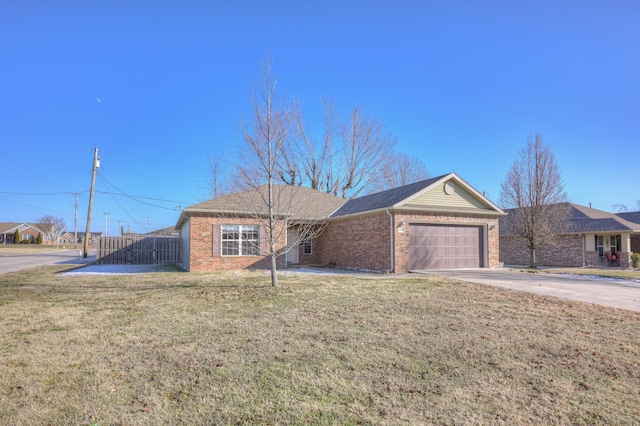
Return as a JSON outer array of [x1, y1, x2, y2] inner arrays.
[[1, 265, 639, 425], [542, 267, 640, 281]]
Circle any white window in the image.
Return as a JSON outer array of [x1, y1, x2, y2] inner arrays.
[[302, 239, 312, 255], [221, 225, 259, 256]]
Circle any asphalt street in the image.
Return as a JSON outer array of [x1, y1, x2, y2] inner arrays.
[[0, 250, 86, 274]]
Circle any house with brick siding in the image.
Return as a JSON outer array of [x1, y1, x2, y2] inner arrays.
[[0, 222, 57, 244], [176, 173, 506, 273], [499, 203, 640, 268]]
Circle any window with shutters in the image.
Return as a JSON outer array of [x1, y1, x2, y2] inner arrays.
[[221, 225, 260, 256]]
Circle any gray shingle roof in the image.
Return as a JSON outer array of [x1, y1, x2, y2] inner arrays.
[[500, 203, 640, 235], [330, 175, 447, 218], [617, 211, 640, 225]]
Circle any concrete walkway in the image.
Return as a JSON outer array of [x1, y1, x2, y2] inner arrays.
[[412, 268, 640, 313]]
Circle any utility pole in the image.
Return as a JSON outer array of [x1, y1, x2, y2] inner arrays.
[[83, 147, 99, 258], [148, 217, 150, 234], [104, 211, 110, 236]]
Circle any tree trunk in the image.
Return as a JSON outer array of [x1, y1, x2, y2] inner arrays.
[[529, 248, 537, 268], [270, 252, 278, 287]]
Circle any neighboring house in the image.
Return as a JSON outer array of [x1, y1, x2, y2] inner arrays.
[[176, 173, 506, 273], [0, 222, 55, 244], [499, 203, 640, 268], [77, 232, 103, 245], [59, 232, 77, 244], [147, 225, 179, 236], [33, 223, 57, 244]]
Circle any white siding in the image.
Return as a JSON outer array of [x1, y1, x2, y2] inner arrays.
[[405, 181, 490, 211]]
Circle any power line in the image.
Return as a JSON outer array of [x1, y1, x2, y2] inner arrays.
[[0, 196, 73, 216], [97, 173, 191, 210], [93, 190, 192, 206], [0, 191, 88, 196], [103, 169, 204, 184]]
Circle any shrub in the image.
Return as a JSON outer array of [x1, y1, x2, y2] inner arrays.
[[631, 253, 640, 269], [36, 233, 43, 244]]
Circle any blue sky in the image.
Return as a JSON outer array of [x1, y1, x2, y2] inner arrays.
[[1, 1, 639, 234]]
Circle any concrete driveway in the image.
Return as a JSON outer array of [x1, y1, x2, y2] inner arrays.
[[412, 268, 640, 313]]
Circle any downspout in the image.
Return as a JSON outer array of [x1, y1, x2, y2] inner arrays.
[[386, 209, 394, 273], [582, 234, 586, 267]]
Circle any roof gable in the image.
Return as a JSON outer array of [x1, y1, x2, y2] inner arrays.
[[331, 173, 505, 218]]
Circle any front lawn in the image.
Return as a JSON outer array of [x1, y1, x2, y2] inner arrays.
[[541, 267, 640, 281], [1, 266, 639, 424]]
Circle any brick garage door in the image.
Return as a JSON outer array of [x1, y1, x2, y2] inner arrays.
[[408, 224, 483, 269]]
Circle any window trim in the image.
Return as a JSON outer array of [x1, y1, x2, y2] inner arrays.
[[220, 224, 260, 257], [302, 239, 312, 255]]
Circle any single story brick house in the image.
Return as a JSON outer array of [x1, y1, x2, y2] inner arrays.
[[0, 222, 57, 244], [176, 173, 506, 273], [499, 203, 640, 268]]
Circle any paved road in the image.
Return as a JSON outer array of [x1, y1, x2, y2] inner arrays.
[[0, 250, 87, 274], [413, 268, 640, 312]]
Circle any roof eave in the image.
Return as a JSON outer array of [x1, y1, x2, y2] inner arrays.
[[395, 206, 508, 216], [331, 206, 507, 220]]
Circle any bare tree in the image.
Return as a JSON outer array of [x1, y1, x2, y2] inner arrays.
[[373, 152, 429, 193], [500, 133, 569, 267], [37, 214, 65, 242], [334, 106, 397, 198], [611, 203, 628, 213], [219, 87, 403, 200], [291, 96, 337, 192], [237, 57, 286, 286], [207, 152, 231, 199], [236, 58, 339, 286]]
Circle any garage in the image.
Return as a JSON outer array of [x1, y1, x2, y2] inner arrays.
[[409, 224, 484, 269]]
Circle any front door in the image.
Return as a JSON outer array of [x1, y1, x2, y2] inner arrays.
[[287, 229, 299, 264], [596, 235, 604, 257]]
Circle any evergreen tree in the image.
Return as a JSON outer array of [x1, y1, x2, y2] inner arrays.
[[13, 229, 20, 244], [36, 233, 43, 244]]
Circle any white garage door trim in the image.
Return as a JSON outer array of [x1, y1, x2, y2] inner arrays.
[[409, 224, 484, 269]]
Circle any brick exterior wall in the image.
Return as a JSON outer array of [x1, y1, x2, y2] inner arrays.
[[185, 211, 503, 274], [314, 213, 392, 272], [18, 228, 39, 243], [308, 211, 500, 274], [500, 234, 635, 268], [500, 235, 584, 267], [295, 227, 324, 267], [187, 214, 287, 272]]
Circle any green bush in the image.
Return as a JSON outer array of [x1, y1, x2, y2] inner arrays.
[[36, 233, 43, 244], [632, 253, 640, 269]]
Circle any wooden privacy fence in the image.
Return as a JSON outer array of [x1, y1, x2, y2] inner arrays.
[[97, 236, 181, 265]]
